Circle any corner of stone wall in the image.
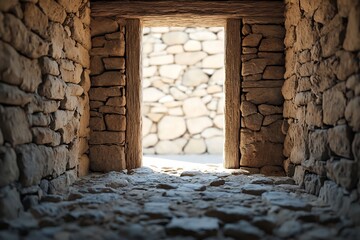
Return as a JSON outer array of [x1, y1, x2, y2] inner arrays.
[[89, 17, 127, 172], [0, 0, 91, 220], [283, 0, 360, 224], [239, 17, 286, 176]]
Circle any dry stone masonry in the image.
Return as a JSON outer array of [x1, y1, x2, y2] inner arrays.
[[89, 17, 127, 172], [1, 0, 360, 235], [283, 0, 360, 224], [142, 27, 225, 155], [0, 0, 91, 219], [240, 18, 286, 175]]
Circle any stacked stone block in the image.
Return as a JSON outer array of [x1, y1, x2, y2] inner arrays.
[[284, 0, 360, 223], [142, 27, 224, 155], [0, 0, 91, 219], [89, 17, 127, 171], [240, 18, 286, 175]]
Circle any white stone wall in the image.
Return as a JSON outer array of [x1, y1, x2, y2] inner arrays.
[[142, 27, 225, 155]]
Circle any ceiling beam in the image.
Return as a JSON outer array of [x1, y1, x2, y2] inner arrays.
[[91, 1, 284, 19]]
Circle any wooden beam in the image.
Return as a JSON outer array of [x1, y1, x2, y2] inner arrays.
[[224, 19, 241, 169], [125, 19, 142, 170], [91, 1, 284, 19]]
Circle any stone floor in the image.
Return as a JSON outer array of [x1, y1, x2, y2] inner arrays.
[[1, 156, 359, 240]]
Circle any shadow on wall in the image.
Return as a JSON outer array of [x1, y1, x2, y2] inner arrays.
[[142, 27, 225, 155]]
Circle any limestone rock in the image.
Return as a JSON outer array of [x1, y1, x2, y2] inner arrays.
[[305, 102, 322, 127], [40, 57, 60, 76], [143, 134, 158, 148], [209, 68, 225, 84], [252, 25, 285, 38], [105, 114, 126, 131], [0, 83, 32, 107], [328, 125, 353, 159], [243, 34, 262, 47], [149, 55, 173, 65], [343, 4, 360, 51], [246, 88, 283, 105], [0, 186, 23, 220], [202, 40, 224, 54], [259, 38, 284, 52], [326, 159, 357, 190], [91, 17, 118, 37], [244, 113, 263, 131], [158, 116, 186, 140], [345, 97, 360, 132], [205, 136, 223, 154], [92, 72, 125, 86], [162, 32, 188, 45], [189, 31, 217, 41], [175, 52, 207, 65], [103, 57, 125, 70], [323, 83, 346, 125], [2, 14, 49, 59], [202, 54, 224, 68], [182, 68, 208, 87], [155, 140, 182, 154], [39, 75, 66, 100], [167, 217, 219, 238], [89, 131, 125, 145], [224, 221, 265, 239], [242, 58, 267, 76], [184, 40, 201, 51], [143, 87, 165, 102], [0, 107, 32, 146], [258, 104, 282, 115], [294, 18, 316, 50], [38, 0, 66, 23], [90, 145, 125, 172], [32, 127, 61, 146], [309, 130, 329, 162], [23, 3, 48, 37], [159, 65, 182, 79], [183, 97, 209, 117], [0, 42, 42, 92], [184, 139, 206, 154], [313, 0, 337, 24], [142, 117, 152, 136], [263, 66, 284, 79], [90, 116, 105, 131], [0, 146, 19, 187], [240, 142, 284, 168]]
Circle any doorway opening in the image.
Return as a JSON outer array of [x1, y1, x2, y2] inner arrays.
[[141, 26, 225, 167]]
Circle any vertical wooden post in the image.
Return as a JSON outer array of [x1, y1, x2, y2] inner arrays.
[[125, 19, 142, 169], [224, 19, 241, 169]]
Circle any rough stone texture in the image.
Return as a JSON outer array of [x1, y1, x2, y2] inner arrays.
[[89, 18, 126, 170], [0, 163, 357, 239], [284, 0, 360, 225], [142, 27, 224, 154], [0, 0, 91, 220]]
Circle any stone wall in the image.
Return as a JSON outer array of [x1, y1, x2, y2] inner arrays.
[[284, 0, 360, 223], [240, 18, 286, 175], [0, 0, 91, 219], [89, 17, 127, 171], [142, 27, 224, 155]]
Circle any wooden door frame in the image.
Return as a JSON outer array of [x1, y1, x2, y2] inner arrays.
[[91, 0, 284, 169]]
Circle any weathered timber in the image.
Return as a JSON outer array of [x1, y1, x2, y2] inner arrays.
[[224, 19, 241, 169], [91, 1, 284, 25], [125, 19, 143, 170]]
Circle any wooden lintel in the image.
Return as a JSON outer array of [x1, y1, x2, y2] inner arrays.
[[91, 1, 284, 20], [125, 19, 143, 170], [224, 19, 241, 169]]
